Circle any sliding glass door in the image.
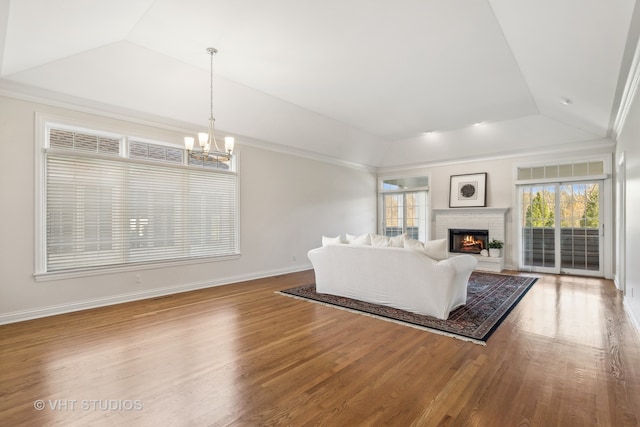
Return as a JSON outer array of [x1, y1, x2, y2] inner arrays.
[[519, 181, 602, 276]]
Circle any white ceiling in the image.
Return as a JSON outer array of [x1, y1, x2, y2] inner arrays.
[[0, 0, 637, 168]]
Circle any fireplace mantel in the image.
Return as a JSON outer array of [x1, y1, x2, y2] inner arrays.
[[432, 208, 510, 216]]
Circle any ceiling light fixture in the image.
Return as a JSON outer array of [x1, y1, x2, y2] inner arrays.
[[473, 122, 485, 127], [560, 97, 573, 105], [184, 47, 234, 166]]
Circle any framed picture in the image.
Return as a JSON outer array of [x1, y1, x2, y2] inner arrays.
[[449, 172, 487, 208]]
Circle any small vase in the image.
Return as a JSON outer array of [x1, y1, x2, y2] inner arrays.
[[489, 248, 500, 258]]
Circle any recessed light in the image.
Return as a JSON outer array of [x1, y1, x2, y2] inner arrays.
[[473, 122, 484, 127], [560, 97, 573, 105]]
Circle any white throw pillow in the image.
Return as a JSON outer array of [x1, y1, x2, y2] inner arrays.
[[389, 233, 406, 248], [322, 235, 344, 246], [371, 234, 392, 247], [403, 237, 425, 251], [346, 233, 371, 245], [424, 239, 448, 260]]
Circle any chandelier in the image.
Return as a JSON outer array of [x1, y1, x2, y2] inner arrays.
[[184, 47, 234, 165]]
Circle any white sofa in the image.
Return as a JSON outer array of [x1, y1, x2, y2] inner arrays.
[[307, 243, 477, 320]]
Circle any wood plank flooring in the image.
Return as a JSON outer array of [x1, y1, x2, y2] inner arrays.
[[1, 270, 639, 426]]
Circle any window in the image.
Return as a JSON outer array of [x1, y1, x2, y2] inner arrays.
[[37, 120, 238, 277], [516, 157, 609, 277], [379, 176, 429, 240]]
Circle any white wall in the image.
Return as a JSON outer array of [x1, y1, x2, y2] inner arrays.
[[379, 147, 615, 271], [616, 81, 640, 333], [0, 89, 624, 325], [0, 95, 377, 323]]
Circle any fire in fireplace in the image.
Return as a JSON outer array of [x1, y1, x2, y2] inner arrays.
[[448, 229, 489, 254]]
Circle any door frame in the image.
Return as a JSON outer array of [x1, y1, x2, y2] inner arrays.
[[616, 153, 626, 292]]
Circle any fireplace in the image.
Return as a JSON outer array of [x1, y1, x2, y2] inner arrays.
[[448, 229, 489, 254]]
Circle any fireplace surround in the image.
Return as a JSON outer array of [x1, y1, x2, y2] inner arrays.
[[433, 208, 509, 272], [448, 229, 489, 254]]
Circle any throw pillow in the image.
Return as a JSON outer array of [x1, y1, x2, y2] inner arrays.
[[346, 233, 371, 245], [389, 233, 406, 248], [322, 235, 344, 246], [424, 239, 448, 260], [371, 234, 392, 247], [403, 236, 425, 251]]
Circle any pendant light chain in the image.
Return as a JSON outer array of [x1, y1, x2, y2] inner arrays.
[[208, 47, 220, 153]]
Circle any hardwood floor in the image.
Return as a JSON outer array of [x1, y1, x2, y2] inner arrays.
[[1, 270, 639, 426]]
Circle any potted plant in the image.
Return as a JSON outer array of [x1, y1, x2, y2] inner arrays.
[[488, 239, 503, 258]]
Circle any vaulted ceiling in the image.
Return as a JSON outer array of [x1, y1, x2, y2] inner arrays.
[[0, 0, 637, 168]]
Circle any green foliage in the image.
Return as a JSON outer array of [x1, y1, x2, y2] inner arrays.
[[580, 185, 599, 228], [488, 239, 503, 249], [525, 192, 555, 227]]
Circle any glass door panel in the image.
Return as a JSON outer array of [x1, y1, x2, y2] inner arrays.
[[519, 181, 602, 276], [559, 182, 601, 273], [521, 185, 556, 271]]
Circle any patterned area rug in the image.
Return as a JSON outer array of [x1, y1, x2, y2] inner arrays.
[[278, 272, 537, 345]]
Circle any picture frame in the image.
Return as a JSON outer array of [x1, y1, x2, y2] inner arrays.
[[449, 172, 487, 208]]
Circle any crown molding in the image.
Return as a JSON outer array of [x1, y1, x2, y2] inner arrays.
[[0, 79, 377, 173], [613, 35, 640, 140], [376, 138, 615, 175]]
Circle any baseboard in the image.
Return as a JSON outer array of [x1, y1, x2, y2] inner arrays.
[[624, 299, 640, 342], [0, 264, 313, 325]]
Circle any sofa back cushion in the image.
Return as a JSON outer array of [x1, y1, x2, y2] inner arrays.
[[371, 234, 392, 247], [403, 237, 448, 261], [424, 239, 448, 260], [322, 235, 344, 246], [346, 233, 371, 245]]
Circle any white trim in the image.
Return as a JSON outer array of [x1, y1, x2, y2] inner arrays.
[[603, 153, 614, 279], [1, 264, 312, 325], [616, 152, 626, 292], [376, 139, 615, 174], [624, 300, 640, 342], [34, 113, 47, 275], [432, 207, 509, 216], [515, 174, 609, 186], [1, 81, 200, 136], [237, 135, 376, 173], [34, 254, 242, 282], [613, 36, 640, 140]]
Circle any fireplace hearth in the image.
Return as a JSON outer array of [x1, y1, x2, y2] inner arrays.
[[449, 229, 489, 254]]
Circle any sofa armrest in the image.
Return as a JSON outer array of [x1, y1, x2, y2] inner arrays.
[[439, 254, 478, 274], [435, 254, 477, 315]]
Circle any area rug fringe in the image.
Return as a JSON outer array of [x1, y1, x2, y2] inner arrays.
[[275, 291, 486, 346]]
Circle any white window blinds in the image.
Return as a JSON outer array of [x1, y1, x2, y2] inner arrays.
[[44, 127, 238, 273]]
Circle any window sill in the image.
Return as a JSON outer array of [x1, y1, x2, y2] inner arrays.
[[33, 253, 242, 282]]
